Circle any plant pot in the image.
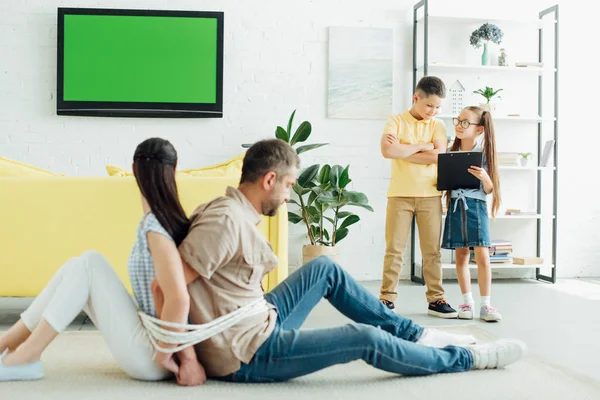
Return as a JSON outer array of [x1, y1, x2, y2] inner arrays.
[[520, 158, 529, 166], [479, 102, 496, 113], [302, 244, 341, 265]]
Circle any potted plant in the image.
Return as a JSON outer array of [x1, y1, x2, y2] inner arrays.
[[243, 110, 328, 152], [473, 86, 503, 113], [519, 152, 533, 166], [470, 23, 503, 65], [288, 163, 373, 264]]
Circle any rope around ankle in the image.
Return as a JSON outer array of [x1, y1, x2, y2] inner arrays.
[[138, 298, 269, 353]]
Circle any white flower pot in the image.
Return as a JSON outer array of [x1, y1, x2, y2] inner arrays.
[[520, 158, 529, 166], [479, 102, 497, 113]]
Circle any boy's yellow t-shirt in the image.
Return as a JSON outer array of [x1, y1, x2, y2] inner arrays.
[[384, 110, 447, 198]]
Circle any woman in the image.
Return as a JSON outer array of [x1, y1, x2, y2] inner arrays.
[[0, 138, 205, 386]]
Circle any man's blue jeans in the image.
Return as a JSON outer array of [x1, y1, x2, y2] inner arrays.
[[221, 256, 473, 382]]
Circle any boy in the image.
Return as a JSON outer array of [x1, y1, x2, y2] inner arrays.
[[379, 76, 457, 318]]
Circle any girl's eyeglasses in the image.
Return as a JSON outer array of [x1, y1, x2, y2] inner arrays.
[[452, 118, 481, 129]]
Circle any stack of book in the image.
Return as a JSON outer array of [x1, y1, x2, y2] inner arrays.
[[470, 240, 513, 264], [497, 152, 519, 166]]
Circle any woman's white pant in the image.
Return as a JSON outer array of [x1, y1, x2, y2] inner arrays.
[[20, 250, 171, 381]]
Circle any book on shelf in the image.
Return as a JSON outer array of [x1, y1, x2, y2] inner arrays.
[[497, 152, 520, 166], [505, 209, 538, 216], [513, 256, 544, 265], [470, 240, 513, 263], [515, 62, 544, 67]]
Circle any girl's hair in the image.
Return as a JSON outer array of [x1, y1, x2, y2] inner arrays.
[[132, 138, 190, 246], [447, 106, 501, 217]]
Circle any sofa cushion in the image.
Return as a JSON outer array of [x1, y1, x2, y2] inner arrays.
[[106, 153, 244, 178], [0, 156, 60, 177]]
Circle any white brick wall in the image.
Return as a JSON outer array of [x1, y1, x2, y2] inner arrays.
[[1, 0, 599, 279]]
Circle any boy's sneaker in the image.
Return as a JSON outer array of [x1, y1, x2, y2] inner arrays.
[[428, 299, 458, 319], [381, 299, 395, 310], [469, 339, 527, 369], [458, 304, 474, 320], [480, 305, 502, 322]]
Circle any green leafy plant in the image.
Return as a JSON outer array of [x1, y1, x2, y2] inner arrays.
[[288, 164, 373, 246], [274, 110, 328, 155], [243, 109, 328, 152], [519, 152, 533, 160], [473, 87, 503, 103]]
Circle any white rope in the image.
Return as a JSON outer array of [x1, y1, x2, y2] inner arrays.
[[138, 298, 270, 353]]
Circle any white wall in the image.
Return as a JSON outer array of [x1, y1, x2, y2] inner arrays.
[[1, 0, 599, 279]]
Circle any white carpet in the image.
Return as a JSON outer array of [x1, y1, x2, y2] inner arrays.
[[2, 325, 599, 400]]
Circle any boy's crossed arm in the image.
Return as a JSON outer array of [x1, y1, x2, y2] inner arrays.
[[381, 133, 445, 164], [381, 133, 433, 159], [404, 137, 446, 164]]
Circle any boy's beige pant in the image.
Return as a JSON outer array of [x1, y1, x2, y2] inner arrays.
[[380, 196, 444, 304]]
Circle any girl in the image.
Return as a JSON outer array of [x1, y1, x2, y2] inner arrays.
[[0, 138, 205, 385], [442, 106, 503, 322]]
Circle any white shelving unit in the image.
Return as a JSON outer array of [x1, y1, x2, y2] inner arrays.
[[416, 15, 556, 28], [410, 1, 559, 284], [436, 114, 555, 123], [417, 63, 550, 75]]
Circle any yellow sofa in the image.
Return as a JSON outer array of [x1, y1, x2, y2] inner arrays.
[[0, 176, 288, 297]]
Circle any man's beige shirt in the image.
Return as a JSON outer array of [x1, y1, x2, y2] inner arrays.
[[179, 187, 278, 377]]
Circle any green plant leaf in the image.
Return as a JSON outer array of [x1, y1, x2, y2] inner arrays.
[[339, 165, 350, 189], [287, 199, 301, 207], [334, 228, 349, 245], [287, 110, 296, 140], [318, 164, 331, 185], [323, 229, 330, 241], [292, 183, 304, 196], [344, 191, 369, 205], [337, 211, 353, 218], [310, 224, 321, 239], [307, 190, 318, 207], [318, 193, 342, 207], [348, 203, 374, 212], [307, 206, 321, 224], [290, 121, 312, 146], [339, 215, 360, 230], [324, 216, 335, 225], [288, 212, 303, 224], [276, 126, 289, 143], [330, 165, 343, 188], [296, 143, 328, 155], [298, 164, 320, 188], [319, 202, 329, 214]]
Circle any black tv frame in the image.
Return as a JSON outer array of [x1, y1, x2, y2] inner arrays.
[[57, 8, 224, 118]]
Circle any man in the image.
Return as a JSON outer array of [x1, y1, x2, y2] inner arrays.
[[176, 139, 526, 382]]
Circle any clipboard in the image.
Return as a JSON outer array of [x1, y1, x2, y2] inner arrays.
[[437, 151, 483, 191]]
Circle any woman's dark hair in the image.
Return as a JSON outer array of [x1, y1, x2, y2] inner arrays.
[[132, 138, 189, 246]]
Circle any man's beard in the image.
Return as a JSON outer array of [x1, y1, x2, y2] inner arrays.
[[261, 197, 281, 217]]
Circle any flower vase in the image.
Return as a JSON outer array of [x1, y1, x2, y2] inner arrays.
[[481, 43, 490, 66]]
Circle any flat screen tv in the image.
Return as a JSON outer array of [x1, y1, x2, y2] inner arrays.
[[57, 8, 224, 118]]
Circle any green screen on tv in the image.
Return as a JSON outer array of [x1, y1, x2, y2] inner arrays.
[[57, 8, 224, 117]]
